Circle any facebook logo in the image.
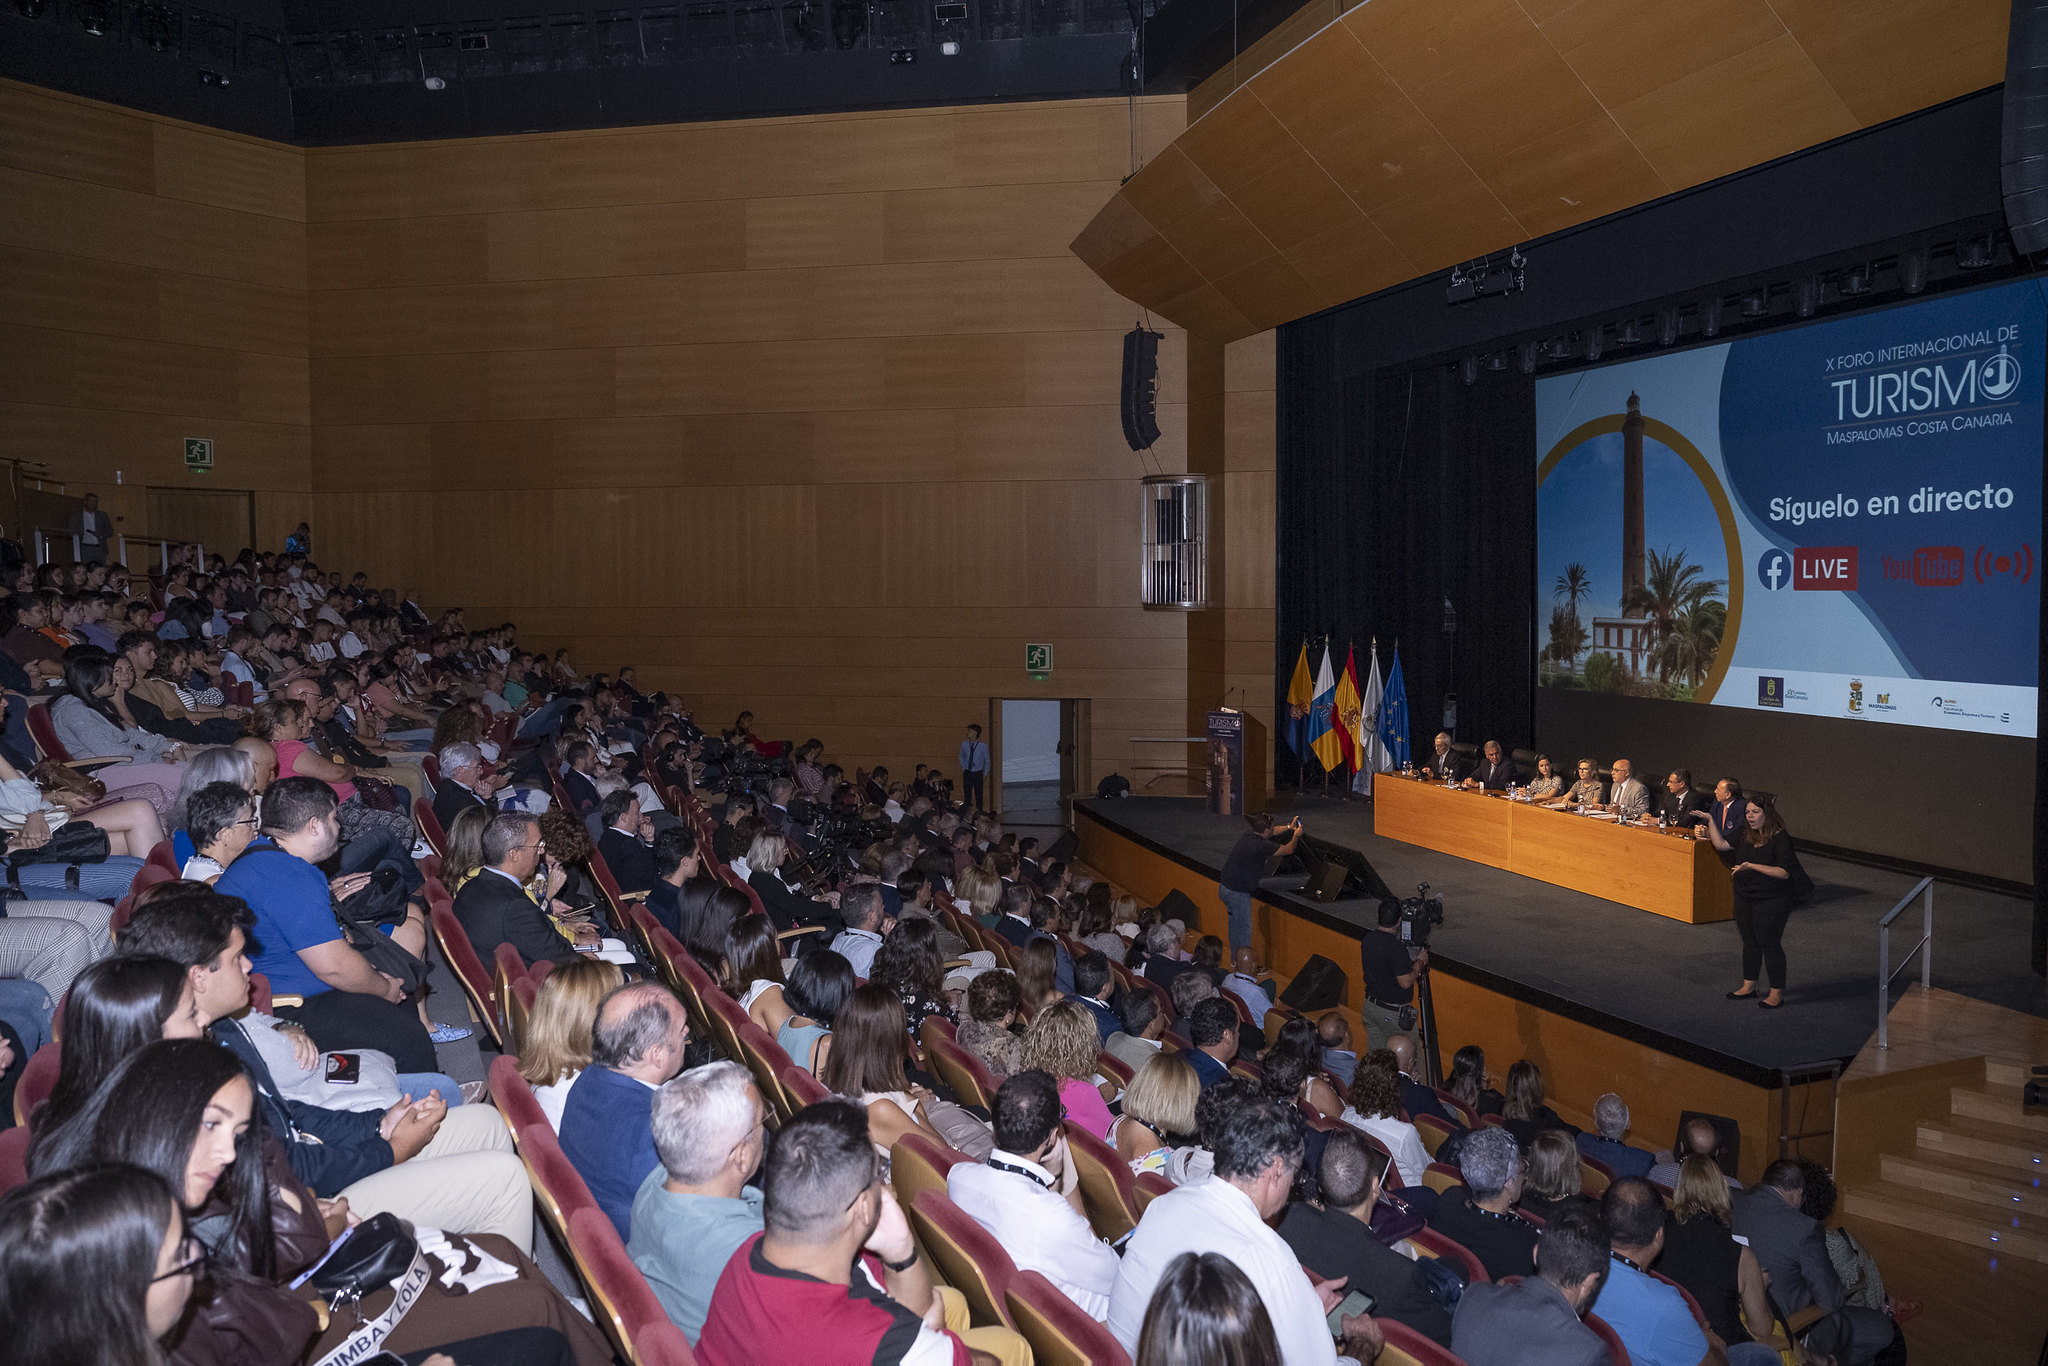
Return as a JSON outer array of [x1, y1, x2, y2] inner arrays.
[[1756, 548, 1791, 591]]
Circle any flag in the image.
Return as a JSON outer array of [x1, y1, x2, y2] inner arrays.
[[1284, 641, 1314, 757], [1309, 644, 1342, 772], [1333, 646, 1364, 772], [1377, 647, 1411, 771], [1353, 642, 1387, 795]]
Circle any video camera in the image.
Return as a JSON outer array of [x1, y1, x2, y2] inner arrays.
[[1393, 882, 1444, 950]]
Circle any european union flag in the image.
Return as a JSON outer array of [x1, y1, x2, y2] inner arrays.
[[1376, 648, 1411, 770]]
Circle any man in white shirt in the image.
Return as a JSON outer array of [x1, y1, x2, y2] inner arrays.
[[829, 884, 890, 979], [947, 1070, 1120, 1320], [1110, 1092, 1383, 1364]]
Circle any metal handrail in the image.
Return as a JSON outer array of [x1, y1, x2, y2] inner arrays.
[[1876, 875, 1935, 1050]]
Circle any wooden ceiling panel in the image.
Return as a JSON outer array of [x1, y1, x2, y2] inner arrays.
[[1536, 0, 1791, 109], [1117, 145, 1231, 232], [1768, 0, 2007, 126], [1611, 33, 1858, 192], [1075, 0, 2009, 340], [1228, 147, 1366, 251], [1478, 114, 1667, 239]]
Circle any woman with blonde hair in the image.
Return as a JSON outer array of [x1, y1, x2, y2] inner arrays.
[[955, 863, 1001, 926], [745, 830, 840, 931], [514, 958, 627, 1131], [1114, 1051, 1200, 1173], [1660, 1155, 1774, 1350], [1022, 999, 1115, 1141], [1518, 1129, 1591, 1223]]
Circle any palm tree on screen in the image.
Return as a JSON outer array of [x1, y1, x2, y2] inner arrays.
[[1624, 547, 1725, 682], [1551, 563, 1590, 669], [1651, 597, 1726, 688]]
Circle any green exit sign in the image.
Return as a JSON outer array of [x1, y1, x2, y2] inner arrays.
[[1024, 643, 1052, 678], [184, 437, 213, 472]]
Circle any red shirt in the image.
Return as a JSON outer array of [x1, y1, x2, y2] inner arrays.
[[696, 1235, 967, 1366]]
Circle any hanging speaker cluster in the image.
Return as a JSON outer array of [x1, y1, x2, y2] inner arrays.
[[2003, 0, 2048, 255], [1121, 326, 1163, 451]]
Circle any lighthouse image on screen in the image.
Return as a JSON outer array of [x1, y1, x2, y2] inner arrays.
[[1535, 280, 2042, 738]]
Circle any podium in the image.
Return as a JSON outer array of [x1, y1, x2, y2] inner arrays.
[[1204, 710, 1268, 815]]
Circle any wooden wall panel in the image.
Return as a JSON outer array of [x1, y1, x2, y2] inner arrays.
[[302, 96, 1198, 784], [0, 80, 308, 547]]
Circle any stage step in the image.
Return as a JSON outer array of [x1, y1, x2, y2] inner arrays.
[[1880, 1150, 2048, 1218], [1984, 1060, 2043, 1090], [1843, 1179, 2048, 1265], [1951, 1084, 2048, 1133], [1914, 1115, 2048, 1173]]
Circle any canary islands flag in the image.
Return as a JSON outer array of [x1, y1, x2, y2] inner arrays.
[[1285, 642, 1313, 757], [1309, 645, 1341, 772]]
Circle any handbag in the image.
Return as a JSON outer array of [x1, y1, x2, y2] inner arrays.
[[7, 822, 112, 887], [353, 774, 402, 811], [28, 760, 105, 805], [334, 863, 429, 996], [308, 1211, 419, 1305]]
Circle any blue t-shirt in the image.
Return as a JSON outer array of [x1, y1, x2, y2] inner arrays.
[[216, 842, 341, 998], [1589, 1255, 1708, 1366], [628, 1169, 765, 1342]]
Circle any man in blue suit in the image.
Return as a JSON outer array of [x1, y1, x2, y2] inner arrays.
[[559, 980, 693, 1239]]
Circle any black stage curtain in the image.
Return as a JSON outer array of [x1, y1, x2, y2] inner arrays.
[[1276, 323, 1536, 787]]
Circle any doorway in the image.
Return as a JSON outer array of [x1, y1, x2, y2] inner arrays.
[[145, 487, 255, 561], [994, 698, 1089, 838]]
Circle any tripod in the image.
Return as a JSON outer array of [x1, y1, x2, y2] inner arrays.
[[1412, 961, 1442, 1088]]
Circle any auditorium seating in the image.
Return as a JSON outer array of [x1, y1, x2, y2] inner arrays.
[[1376, 1319, 1465, 1366], [568, 1205, 672, 1365], [1583, 1312, 1631, 1366], [908, 1189, 1019, 1329], [890, 1132, 970, 1215], [1414, 1113, 1455, 1157], [489, 1054, 549, 1138], [1422, 1161, 1467, 1195], [13, 1042, 58, 1128], [1402, 1227, 1489, 1285], [0, 1126, 29, 1197], [428, 902, 503, 1049], [1061, 1118, 1143, 1243], [1004, 1270, 1133, 1366]]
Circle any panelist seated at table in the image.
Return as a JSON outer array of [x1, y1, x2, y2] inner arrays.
[[1462, 741, 1520, 792], [1646, 768, 1709, 829], [1703, 778, 1746, 842], [1543, 758, 1606, 809], [1423, 731, 1464, 782], [1604, 759, 1652, 821], [1523, 756, 1564, 802]]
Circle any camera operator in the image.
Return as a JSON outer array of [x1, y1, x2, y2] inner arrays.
[[1360, 898, 1427, 1052], [1218, 812, 1302, 955]]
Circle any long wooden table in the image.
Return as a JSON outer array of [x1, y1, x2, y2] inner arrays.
[[1373, 776, 1734, 923]]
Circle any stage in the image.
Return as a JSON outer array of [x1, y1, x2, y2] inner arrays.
[[1074, 794, 2046, 1176]]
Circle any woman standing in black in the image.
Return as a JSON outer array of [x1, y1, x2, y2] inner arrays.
[[1708, 796, 1805, 1008]]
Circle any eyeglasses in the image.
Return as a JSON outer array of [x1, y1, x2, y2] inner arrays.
[[234, 816, 260, 828], [151, 1237, 209, 1283]]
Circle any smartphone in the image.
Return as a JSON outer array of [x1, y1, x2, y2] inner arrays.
[[324, 1053, 361, 1085], [1325, 1289, 1377, 1335]]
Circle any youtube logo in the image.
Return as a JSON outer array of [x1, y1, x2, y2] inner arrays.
[[1793, 546, 1858, 590]]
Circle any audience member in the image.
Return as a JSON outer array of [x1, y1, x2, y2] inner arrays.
[[1450, 1203, 1611, 1366], [778, 949, 854, 1075], [1658, 1156, 1775, 1356], [819, 983, 957, 1157], [957, 969, 1026, 1080], [1277, 1127, 1455, 1347], [1428, 1126, 1540, 1280], [1445, 1044, 1504, 1119], [830, 882, 890, 978], [868, 915, 950, 1038], [1021, 998, 1115, 1141], [948, 1069, 1121, 1319], [597, 788, 657, 893], [1339, 1053, 1432, 1190], [1797, 1161, 1914, 1322], [1134, 1251, 1292, 1366], [1110, 1091, 1378, 1363], [696, 1099, 1023, 1366], [1114, 1051, 1200, 1174], [1578, 1092, 1657, 1179], [1183, 995, 1240, 1090], [1104, 986, 1167, 1074], [455, 810, 587, 969], [1385, 1033, 1455, 1128], [177, 780, 257, 883], [1732, 1161, 1902, 1365], [515, 958, 628, 1131], [1068, 949, 1119, 1042], [724, 912, 792, 1036], [433, 739, 497, 829], [1318, 1011, 1359, 1089], [1520, 1129, 1596, 1224], [1594, 1177, 1779, 1366], [1650, 1117, 1738, 1191], [630, 1061, 770, 1342], [560, 981, 693, 1239]]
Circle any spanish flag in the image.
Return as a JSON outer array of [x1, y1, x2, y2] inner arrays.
[[1333, 646, 1365, 773], [1285, 641, 1314, 756]]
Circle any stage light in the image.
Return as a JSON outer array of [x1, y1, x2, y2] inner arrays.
[[17, 0, 47, 16], [1585, 328, 1603, 362], [1616, 317, 1641, 346], [1484, 351, 1508, 372], [136, 2, 175, 50], [1741, 289, 1769, 318], [198, 68, 229, 86], [1957, 233, 1996, 268], [1657, 308, 1678, 347], [1543, 337, 1574, 360], [1701, 298, 1722, 338], [1460, 356, 1479, 385], [77, 0, 108, 35], [1794, 275, 1818, 318], [1840, 263, 1872, 296], [1899, 247, 1928, 294], [424, 75, 447, 89], [1518, 341, 1538, 374]]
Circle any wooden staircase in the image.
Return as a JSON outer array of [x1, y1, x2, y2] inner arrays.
[[1844, 1058, 2048, 1264]]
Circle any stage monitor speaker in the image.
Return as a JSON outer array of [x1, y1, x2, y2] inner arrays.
[[1121, 327, 1163, 451], [1672, 1110, 1742, 1181], [1156, 887, 1202, 932], [2004, 0, 2048, 255], [1298, 836, 1395, 904], [1041, 831, 1078, 865], [1278, 953, 1348, 1011]]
